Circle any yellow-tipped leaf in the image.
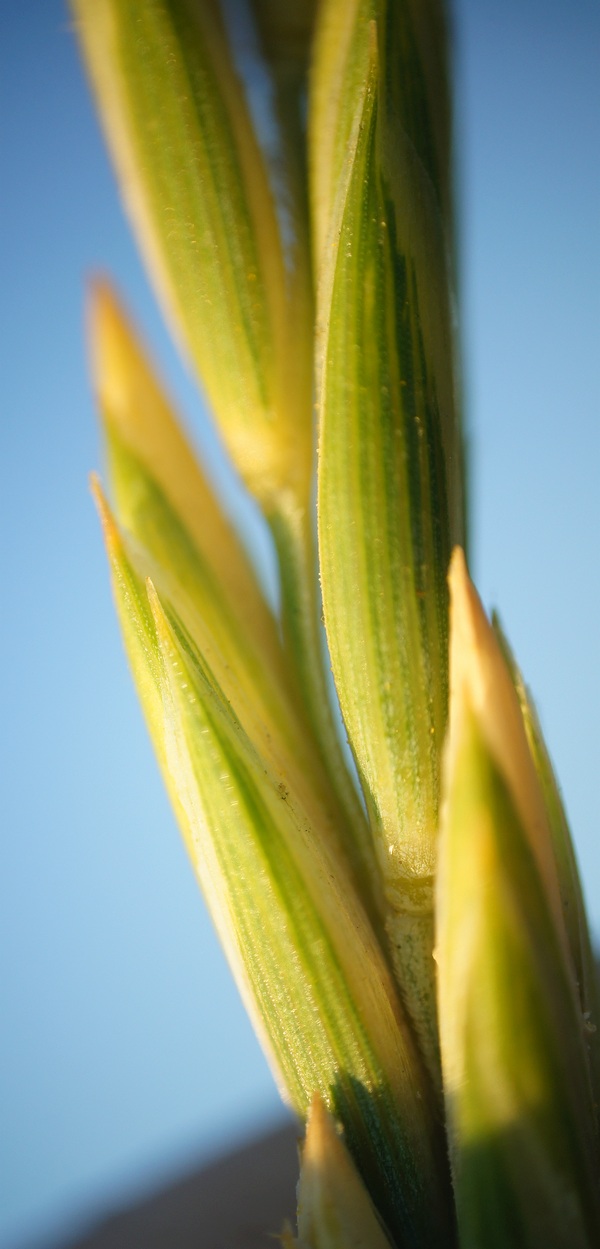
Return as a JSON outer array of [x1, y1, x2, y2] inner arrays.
[[95, 490, 455, 1246], [72, 0, 311, 508], [312, 0, 465, 1076], [436, 550, 600, 1247], [294, 1094, 394, 1249], [89, 279, 284, 672], [494, 614, 600, 1133], [91, 282, 382, 924]]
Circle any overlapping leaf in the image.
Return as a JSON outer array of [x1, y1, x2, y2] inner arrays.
[[311, 0, 465, 1074], [90, 281, 285, 680], [289, 1095, 394, 1249], [77, 3, 600, 1244], [436, 551, 600, 1247], [494, 616, 600, 1134], [74, 0, 379, 917], [72, 0, 312, 510], [90, 282, 382, 923], [95, 490, 454, 1247]]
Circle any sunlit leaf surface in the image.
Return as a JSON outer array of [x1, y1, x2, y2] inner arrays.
[[95, 487, 454, 1246], [312, 0, 464, 1075], [437, 552, 600, 1248]]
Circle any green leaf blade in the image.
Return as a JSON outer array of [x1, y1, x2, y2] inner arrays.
[[313, 0, 464, 1075], [95, 492, 455, 1246], [89, 281, 287, 682], [149, 585, 455, 1246], [438, 709, 600, 1249], [437, 552, 600, 1248], [72, 0, 311, 507], [494, 615, 600, 1136], [90, 285, 373, 912]]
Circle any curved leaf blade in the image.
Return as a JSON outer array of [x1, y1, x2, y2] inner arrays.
[[437, 551, 600, 1247], [148, 586, 454, 1246], [312, 0, 464, 1074], [494, 614, 600, 1134], [89, 280, 284, 676], [94, 489, 455, 1247], [72, 0, 311, 507], [90, 286, 382, 922], [437, 710, 600, 1248]]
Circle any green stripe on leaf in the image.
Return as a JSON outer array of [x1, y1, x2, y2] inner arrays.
[[95, 486, 454, 1247], [73, 0, 312, 508], [313, 0, 464, 1076], [437, 551, 600, 1248]]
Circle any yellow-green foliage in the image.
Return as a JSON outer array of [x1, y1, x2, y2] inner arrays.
[[73, 2, 599, 1245]]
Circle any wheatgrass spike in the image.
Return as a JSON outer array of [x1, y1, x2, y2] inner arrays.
[[312, 0, 464, 1080], [76, 1, 599, 1242]]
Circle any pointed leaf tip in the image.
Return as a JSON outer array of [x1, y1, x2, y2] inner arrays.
[[87, 276, 142, 428], [296, 1094, 394, 1249], [86, 273, 115, 359], [493, 611, 600, 1134], [90, 472, 118, 552], [88, 276, 299, 722], [447, 545, 566, 946], [73, 0, 312, 509], [131, 576, 453, 1246], [439, 549, 600, 1244], [437, 703, 600, 1246]]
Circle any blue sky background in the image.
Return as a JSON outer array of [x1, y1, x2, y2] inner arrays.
[[1, 1, 598, 1245]]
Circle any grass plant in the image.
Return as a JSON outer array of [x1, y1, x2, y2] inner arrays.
[[72, 1, 600, 1243]]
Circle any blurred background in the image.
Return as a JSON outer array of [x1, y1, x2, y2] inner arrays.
[[1, 1, 598, 1245]]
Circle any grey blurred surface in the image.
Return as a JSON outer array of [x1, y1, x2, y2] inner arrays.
[[56, 1123, 299, 1249]]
